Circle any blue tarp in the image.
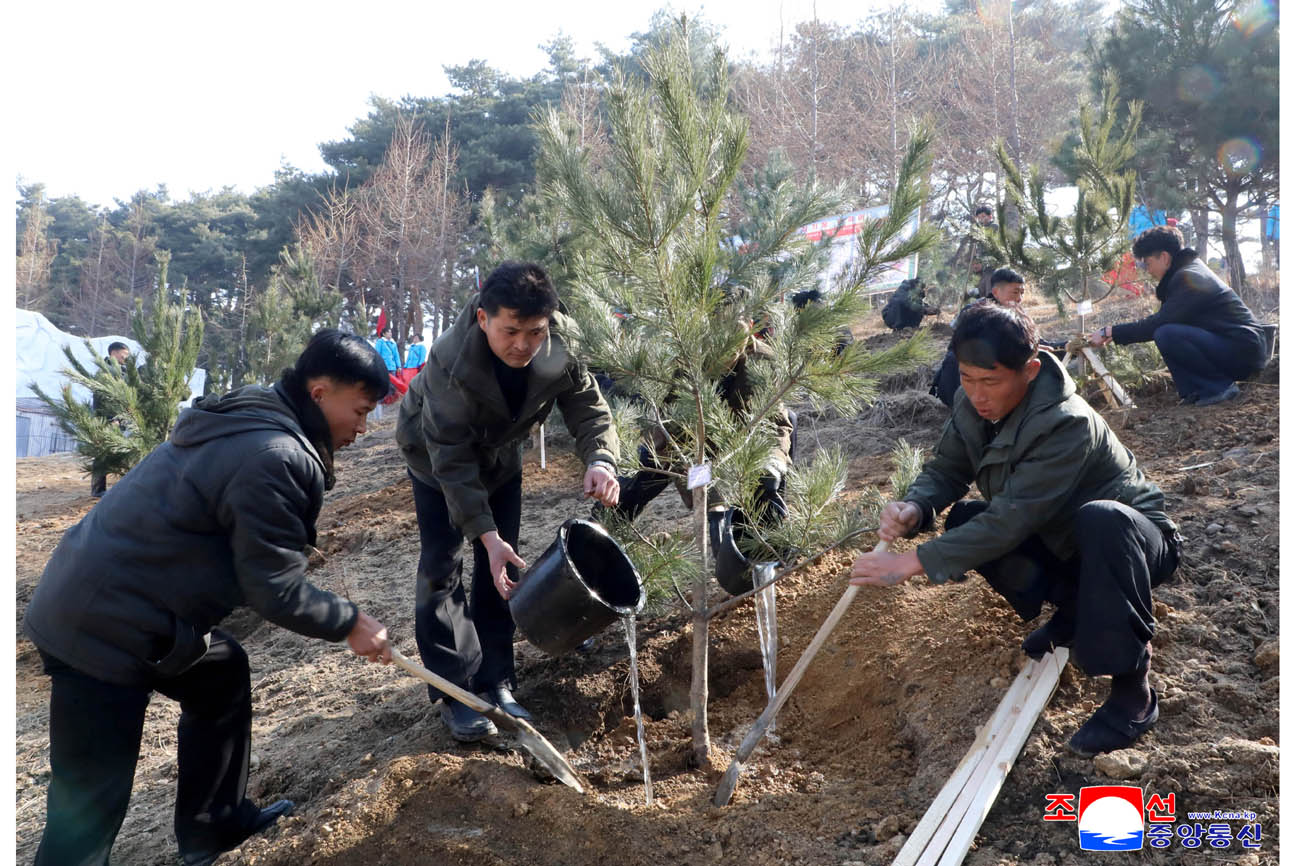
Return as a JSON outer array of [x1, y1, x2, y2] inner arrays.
[[1129, 206, 1167, 237]]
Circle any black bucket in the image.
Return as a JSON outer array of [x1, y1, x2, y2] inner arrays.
[[509, 518, 645, 656], [709, 507, 755, 596]]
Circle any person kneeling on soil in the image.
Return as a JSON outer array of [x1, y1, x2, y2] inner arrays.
[[881, 277, 940, 331], [22, 329, 394, 866], [396, 261, 621, 742], [849, 301, 1182, 756], [1086, 224, 1269, 407]]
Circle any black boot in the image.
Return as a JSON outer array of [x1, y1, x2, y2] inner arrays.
[[441, 700, 497, 742], [180, 800, 294, 866], [1022, 609, 1075, 659], [1067, 645, 1158, 757]]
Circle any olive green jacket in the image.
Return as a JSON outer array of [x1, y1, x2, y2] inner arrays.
[[905, 351, 1175, 582], [396, 301, 619, 539]]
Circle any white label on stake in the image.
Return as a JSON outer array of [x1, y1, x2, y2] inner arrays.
[[687, 463, 712, 490], [1077, 299, 1094, 315]]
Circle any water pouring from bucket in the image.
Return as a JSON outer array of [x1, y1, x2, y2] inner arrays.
[[510, 519, 652, 802], [509, 518, 645, 655]]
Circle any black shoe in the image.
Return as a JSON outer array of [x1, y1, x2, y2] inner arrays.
[[1067, 691, 1159, 757], [180, 800, 294, 866], [480, 684, 533, 721], [441, 700, 497, 742], [1195, 382, 1241, 407], [1022, 610, 1075, 659]]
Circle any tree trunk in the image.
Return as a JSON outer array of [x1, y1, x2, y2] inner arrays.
[[1192, 207, 1210, 259], [689, 484, 711, 767], [1220, 181, 1247, 293]]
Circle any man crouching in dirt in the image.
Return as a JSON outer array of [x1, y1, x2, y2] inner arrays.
[[22, 330, 395, 866], [848, 301, 1182, 756], [396, 261, 621, 742]]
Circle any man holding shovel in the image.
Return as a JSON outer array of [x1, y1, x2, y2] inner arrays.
[[396, 261, 621, 742], [849, 301, 1181, 756], [23, 330, 395, 866]]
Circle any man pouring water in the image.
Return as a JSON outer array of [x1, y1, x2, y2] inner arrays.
[[396, 262, 621, 741]]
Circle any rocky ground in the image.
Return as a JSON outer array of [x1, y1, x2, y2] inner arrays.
[[13, 291, 1280, 865]]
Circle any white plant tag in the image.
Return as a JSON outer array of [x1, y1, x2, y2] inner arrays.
[[687, 463, 712, 489], [1077, 299, 1093, 315]]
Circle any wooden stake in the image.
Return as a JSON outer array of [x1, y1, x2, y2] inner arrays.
[[935, 648, 1068, 866], [1080, 347, 1133, 408], [891, 659, 1040, 866], [893, 647, 1068, 866]]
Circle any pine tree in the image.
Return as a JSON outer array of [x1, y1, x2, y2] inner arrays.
[[535, 19, 940, 766], [246, 246, 345, 384], [33, 252, 204, 480], [988, 76, 1142, 329]]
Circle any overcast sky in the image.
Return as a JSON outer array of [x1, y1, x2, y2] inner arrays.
[[11, 0, 949, 209]]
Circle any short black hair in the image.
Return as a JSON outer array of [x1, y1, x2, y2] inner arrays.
[[285, 328, 391, 401], [1132, 225, 1184, 259], [479, 262, 560, 319], [412, 332, 424, 342], [974, 204, 994, 217], [107, 341, 129, 354], [988, 267, 1024, 286], [381, 325, 392, 337], [951, 300, 1039, 371], [791, 289, 824, 310]]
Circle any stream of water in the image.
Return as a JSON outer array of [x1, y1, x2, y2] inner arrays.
[[622, 613, 653, 805], [753, 562, 779, 703]]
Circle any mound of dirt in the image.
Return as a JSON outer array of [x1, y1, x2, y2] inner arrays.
[[13, 291, 1280, 865]]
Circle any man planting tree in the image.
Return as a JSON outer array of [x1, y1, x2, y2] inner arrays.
[[396, 261, 620, 741], [23, 330, 395, 866], [850, 301, 1181, 756], [1087, 224, 1269, 407]]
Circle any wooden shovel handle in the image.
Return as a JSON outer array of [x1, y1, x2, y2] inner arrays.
[[714, 539, 888, 806]]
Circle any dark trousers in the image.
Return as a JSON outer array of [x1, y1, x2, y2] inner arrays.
[[931, 350, 961, 408], [35, 630, 259, 866], [410, 471, 521, 703], [1152, 323, 1265, 401], [946, 499, 1179, 677]]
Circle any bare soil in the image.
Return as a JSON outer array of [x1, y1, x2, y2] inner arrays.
[[14, 290, 1279, 865]]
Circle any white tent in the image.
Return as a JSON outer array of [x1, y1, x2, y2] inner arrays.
[[15, 309, 206, 459]]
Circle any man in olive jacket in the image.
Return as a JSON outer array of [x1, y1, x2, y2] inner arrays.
[[396, 261, 620, 741], [1088, 224, 1268, 406], [851, 301, 1180, 757], [23, 330, 393, 866]]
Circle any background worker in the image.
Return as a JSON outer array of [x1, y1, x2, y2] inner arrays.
[[89, 340, 132, 497], [1088, 224, 1268, 406], [375, 325, 401, 373], [404, 331, 427, 370]]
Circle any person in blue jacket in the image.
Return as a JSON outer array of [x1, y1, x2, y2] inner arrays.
[[404, 332, 427, 369], [375, 326, 401, 373], [1088, 225, 1268, 406]]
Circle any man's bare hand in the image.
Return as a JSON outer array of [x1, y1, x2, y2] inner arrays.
[[347, 612, 392, 663], [480, 531, 527, 600], [583, 463, 620, 507], [878, 501, 922, 542], [849, 549, 924, 587]]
